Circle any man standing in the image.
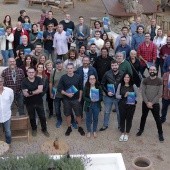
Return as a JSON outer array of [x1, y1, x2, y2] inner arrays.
[[100, 60, 124, 131], [136, 66, 164, 142], [0, 76, 14, 145], [53, 24, 71, 61], [43, 11, 58, 31], [137, 33, 157, 77], [160, 62, 170, 123], [73, 16, 90, 51], [146, 18, 160, 41], [60, 14, 75, 49], [93, 31, 104, 54], [43, 23, 56, 65], [115, 27, 131, 48], [93, 47, 113, 82], [115, 36, 132, 60], [2, 58, 25, 115], [57, 63, 85, 136], [32, 43, 43, 65], [22, 67, 50, 137]]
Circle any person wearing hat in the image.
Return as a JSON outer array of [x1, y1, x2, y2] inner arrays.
[[49, 59, 77, 128], [18, 10, 26, 24]]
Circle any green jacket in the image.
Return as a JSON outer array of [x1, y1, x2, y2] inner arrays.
[[119, 60, 133, 75], [83, 86, 103, 112]]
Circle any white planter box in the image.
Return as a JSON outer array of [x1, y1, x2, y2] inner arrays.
[[53, 153, 126, 170]]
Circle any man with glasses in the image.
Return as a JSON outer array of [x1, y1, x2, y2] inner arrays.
[[43, 23, 56, 65], [137, 33, 157, 78], [136, 65, 164, 142], [22, 67, 50, 137], [2, 58, 25, 115]]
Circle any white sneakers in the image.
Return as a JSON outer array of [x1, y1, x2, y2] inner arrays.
[[119, 134, 129, 142]]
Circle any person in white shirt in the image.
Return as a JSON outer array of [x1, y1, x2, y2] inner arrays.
[[53, 24, 71, 61], [93, 31, 104, 54], [153, 28, 167, 76], [0, 76, 14, 144]]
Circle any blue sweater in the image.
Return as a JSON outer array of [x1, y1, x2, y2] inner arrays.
[[131, 33, 145, 51]]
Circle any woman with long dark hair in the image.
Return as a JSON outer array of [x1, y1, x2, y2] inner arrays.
[[83, 74, 103, 138], [116, 73, 139, 142], [1, 15, 12, 29], [16, 49, 25, 67]]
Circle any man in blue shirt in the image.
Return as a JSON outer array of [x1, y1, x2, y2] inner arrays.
[[115, 36, 132, 60], [131, 17, 144, 35]]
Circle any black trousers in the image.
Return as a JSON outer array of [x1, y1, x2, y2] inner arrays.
[[46, 90, 53, 116], [119, 101, 136, 133], [139, 101, 163, 134], [26, 103, 47, 131]]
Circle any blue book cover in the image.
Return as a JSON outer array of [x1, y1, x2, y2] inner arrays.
[[147, 62, 153, 68], [37, 31, 43, 39], [19, 36, 22, 44], [107, 84, 115, 94], [66, 28, 72, 36], [88, 38, 95, 45], [91, 88, 99, 100], [24, 48, 31, 55], [127, 92, 136, 104], [103, 17, 110, 26], [168, 76, 170, 89], [23, 23, 31, 30], [51, 87, 57, 99], [0, 28, 5, 36], [66, 85, 78, 94], [78, 32, 84, 37]]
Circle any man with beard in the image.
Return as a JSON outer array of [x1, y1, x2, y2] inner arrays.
[[60, 14, 75, 50], [136, 65, 164, 142], [100, 60, 124, 131]]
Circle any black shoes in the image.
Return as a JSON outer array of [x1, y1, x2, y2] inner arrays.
[[159, 134, 164, 143], [136, 130, 143, 136], [32, 130, 37, 137], [65, 127, 72, 136], [78, 127, 85, 136], [99, 126, 108, 131], [42, 130, 50, 137]]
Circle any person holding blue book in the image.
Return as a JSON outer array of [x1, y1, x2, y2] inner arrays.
[[83, 74, 103, 138], [116, 73, 139, 142]]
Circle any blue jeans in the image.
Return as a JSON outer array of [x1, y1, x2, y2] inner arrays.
[[86, 102, 100, 132], [103, 96, 120, 128], [3, 119, 12, 144], [16, 92, 25, 115], [1, 50, 14, 66], [161, 98, 170, 122], [44, 49, 56, 67]]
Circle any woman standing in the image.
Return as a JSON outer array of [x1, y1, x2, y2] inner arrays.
[[36, 63, 49, 117], [64, 49, 82, 70], [104, 40, 115, 58], [1, 15, 12, 29], [16, 49, 25, 67], [83, 74, 103, 138], [102, 32, 109, 43], [128, 50, 141, 88], [37, 54, 47, 65], [153, 28, 166, 76], [116, 73, 139, 142], [0, 26, 14, 66]]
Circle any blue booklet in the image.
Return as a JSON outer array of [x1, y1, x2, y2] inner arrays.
[[147, 62, 153, 68], [23, 23, 31, 30], [88, 38, 95, 45], [78, 32, 84, 37], [37, 31, 43, 39], [168, 76, 170, 89], [66, 85, 78, 94], [107, 84, 115, 94], [51, 87, 57, 99], [0, 28, 5, 36], [103, 17, 110, 26], [91, 88, 99, 100], [66, 28, 72, 36], [127, 92, 136, 104], [24, 48, 31, 55], [19, 36, 22, 44]]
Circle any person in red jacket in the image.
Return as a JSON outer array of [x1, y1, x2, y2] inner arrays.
[[12, 21, 29, 57]]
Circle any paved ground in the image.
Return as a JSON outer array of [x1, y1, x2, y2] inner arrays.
[[0, 0, 170, 169]]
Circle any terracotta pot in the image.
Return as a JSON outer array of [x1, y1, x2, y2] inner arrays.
[[131, 156, 154, 170]]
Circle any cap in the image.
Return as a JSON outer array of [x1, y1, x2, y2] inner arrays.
[[56, 59, 63, 64]]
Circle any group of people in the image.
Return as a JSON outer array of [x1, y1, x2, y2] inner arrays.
[[0, 10, 170, 147]]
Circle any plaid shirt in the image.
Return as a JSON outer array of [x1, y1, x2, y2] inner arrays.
[[137, 41, 157, 66], [1, 67, 25, 98]]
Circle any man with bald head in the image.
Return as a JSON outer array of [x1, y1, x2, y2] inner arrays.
[[1, 58, 25, 115], [60, 14, 75, 49], [13, 22, 29, 57], [16, 35, 35, 56]]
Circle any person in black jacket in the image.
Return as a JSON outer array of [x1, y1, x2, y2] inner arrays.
[[93, 47, 113, 82], [100, 60, 124, 131]]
